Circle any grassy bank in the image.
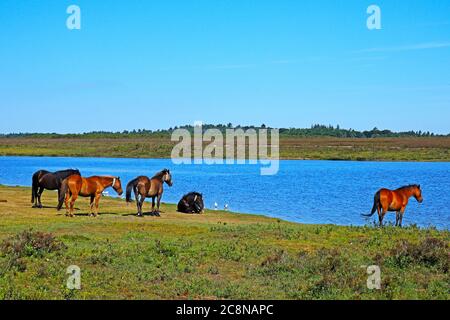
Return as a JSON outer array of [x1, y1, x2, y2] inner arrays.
[[0, 136, 449, 161], [0, 185, 448, 300]]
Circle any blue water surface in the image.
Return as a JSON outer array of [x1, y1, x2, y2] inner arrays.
[[0, 156, 448, 229]]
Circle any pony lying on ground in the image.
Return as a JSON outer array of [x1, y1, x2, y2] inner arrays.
[[31, 169, 80, 208], [362, 184, 423, 227], [177, 192, 204, 214]]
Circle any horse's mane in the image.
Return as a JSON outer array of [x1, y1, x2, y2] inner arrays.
[[55, 168, 79, 174], [397, 184, 420, 190], [152, 169, 169, 179], [184, 192, 202, 198], [54, 168, 80, 178]]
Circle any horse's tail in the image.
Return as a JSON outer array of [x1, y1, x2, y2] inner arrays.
[[362, 191, 380, 217], [57, 178, 69, 211], [126, 178, 139, 203], [31, 171, 41, 203]]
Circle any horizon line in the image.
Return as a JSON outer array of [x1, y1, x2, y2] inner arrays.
[[1, 123, 449, 136]]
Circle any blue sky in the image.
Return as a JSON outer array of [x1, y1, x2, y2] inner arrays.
[[0, 0, 449, 134]]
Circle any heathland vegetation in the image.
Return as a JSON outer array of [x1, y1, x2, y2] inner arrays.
[[0, 124, 449, 161], [0, 185, 448, 299], [0, 124, 450, 161]]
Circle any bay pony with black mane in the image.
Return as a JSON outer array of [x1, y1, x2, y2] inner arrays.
[[126, 169, 173, 217], [362, 184, 423, 227], [31, 169, 80, 208], [57, 175, 123, 217]]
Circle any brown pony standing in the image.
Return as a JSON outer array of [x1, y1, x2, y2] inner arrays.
[[57, 175, 123, 217], [125, 169, 173, 217], [362, 184, 423, 227]]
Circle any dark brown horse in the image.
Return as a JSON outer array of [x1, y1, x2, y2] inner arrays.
[[362, 184, 423, 227], [31, 169, 80, 208], [125, 169, 173, 217], [57, 175, 123, 217]]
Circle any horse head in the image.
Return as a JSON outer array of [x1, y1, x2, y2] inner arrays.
[[193, 192, 204, 213], [162, 169, 173, 187], [112, 177, 124, 196], [413, 184, 423, 203]]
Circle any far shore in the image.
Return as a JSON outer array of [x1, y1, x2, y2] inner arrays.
[[1, 136, 449, 162]]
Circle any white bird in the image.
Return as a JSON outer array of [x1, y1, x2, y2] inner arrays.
[[224, 204, 229, 211], [214, 202, 218, 210]]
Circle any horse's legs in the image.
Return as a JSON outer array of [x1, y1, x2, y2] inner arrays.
[[37, 187, 44, 208], [93, 193, 101, 217], [151, 197, 156, 214], [395, 211, 400, 227], [135, 194, 140, 215], [138, 195, 145, 217], [376, 204, 382, 226], [69, 193, 78, 217], [155, 194, 162, 216], [64, 191, 71, 215], [380, 209, 388, 227], [32, 186, 38, 207], [90, 195, 95, 215], [399, 207, 406, 227], [379, 201, 390, 227]]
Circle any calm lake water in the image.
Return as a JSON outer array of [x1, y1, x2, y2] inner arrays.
[[0, 156, 449, 230]]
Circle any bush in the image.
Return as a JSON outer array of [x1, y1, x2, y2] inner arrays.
[[0, 230, 66, 272], [389, 237, 449, 272], [1, 229, 66, 258]]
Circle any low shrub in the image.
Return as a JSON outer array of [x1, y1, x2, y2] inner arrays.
[[388, 237, 449, 272], [0, 229, 66, 272], [1, 229, 66, 258]]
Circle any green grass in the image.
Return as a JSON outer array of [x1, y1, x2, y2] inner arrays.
[[0, 136, 449, 161], [0, 185, 448, 300]]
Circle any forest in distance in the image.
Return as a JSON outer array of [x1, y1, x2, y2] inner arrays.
[[1, 124, 448, 139]]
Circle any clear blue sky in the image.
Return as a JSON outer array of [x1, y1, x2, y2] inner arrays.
[[0, 0, 449, 134]]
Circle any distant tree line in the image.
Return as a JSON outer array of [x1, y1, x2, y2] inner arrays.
[[1, 124, 447, 138], [278, 124, 445, 138]]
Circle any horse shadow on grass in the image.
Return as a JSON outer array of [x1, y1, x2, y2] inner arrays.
[[55, 208, 122, 217], [33, 205, 66, 209], [122, 211, 163, 217], [55, 206, 164, 217]]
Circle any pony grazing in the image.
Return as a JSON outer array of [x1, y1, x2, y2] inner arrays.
[[125, 169, 173, 217], [362, 184, 423, 227], [31, 169, 80, 208], [57, 175, 123, 217], [177, 192, 204, 214]]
